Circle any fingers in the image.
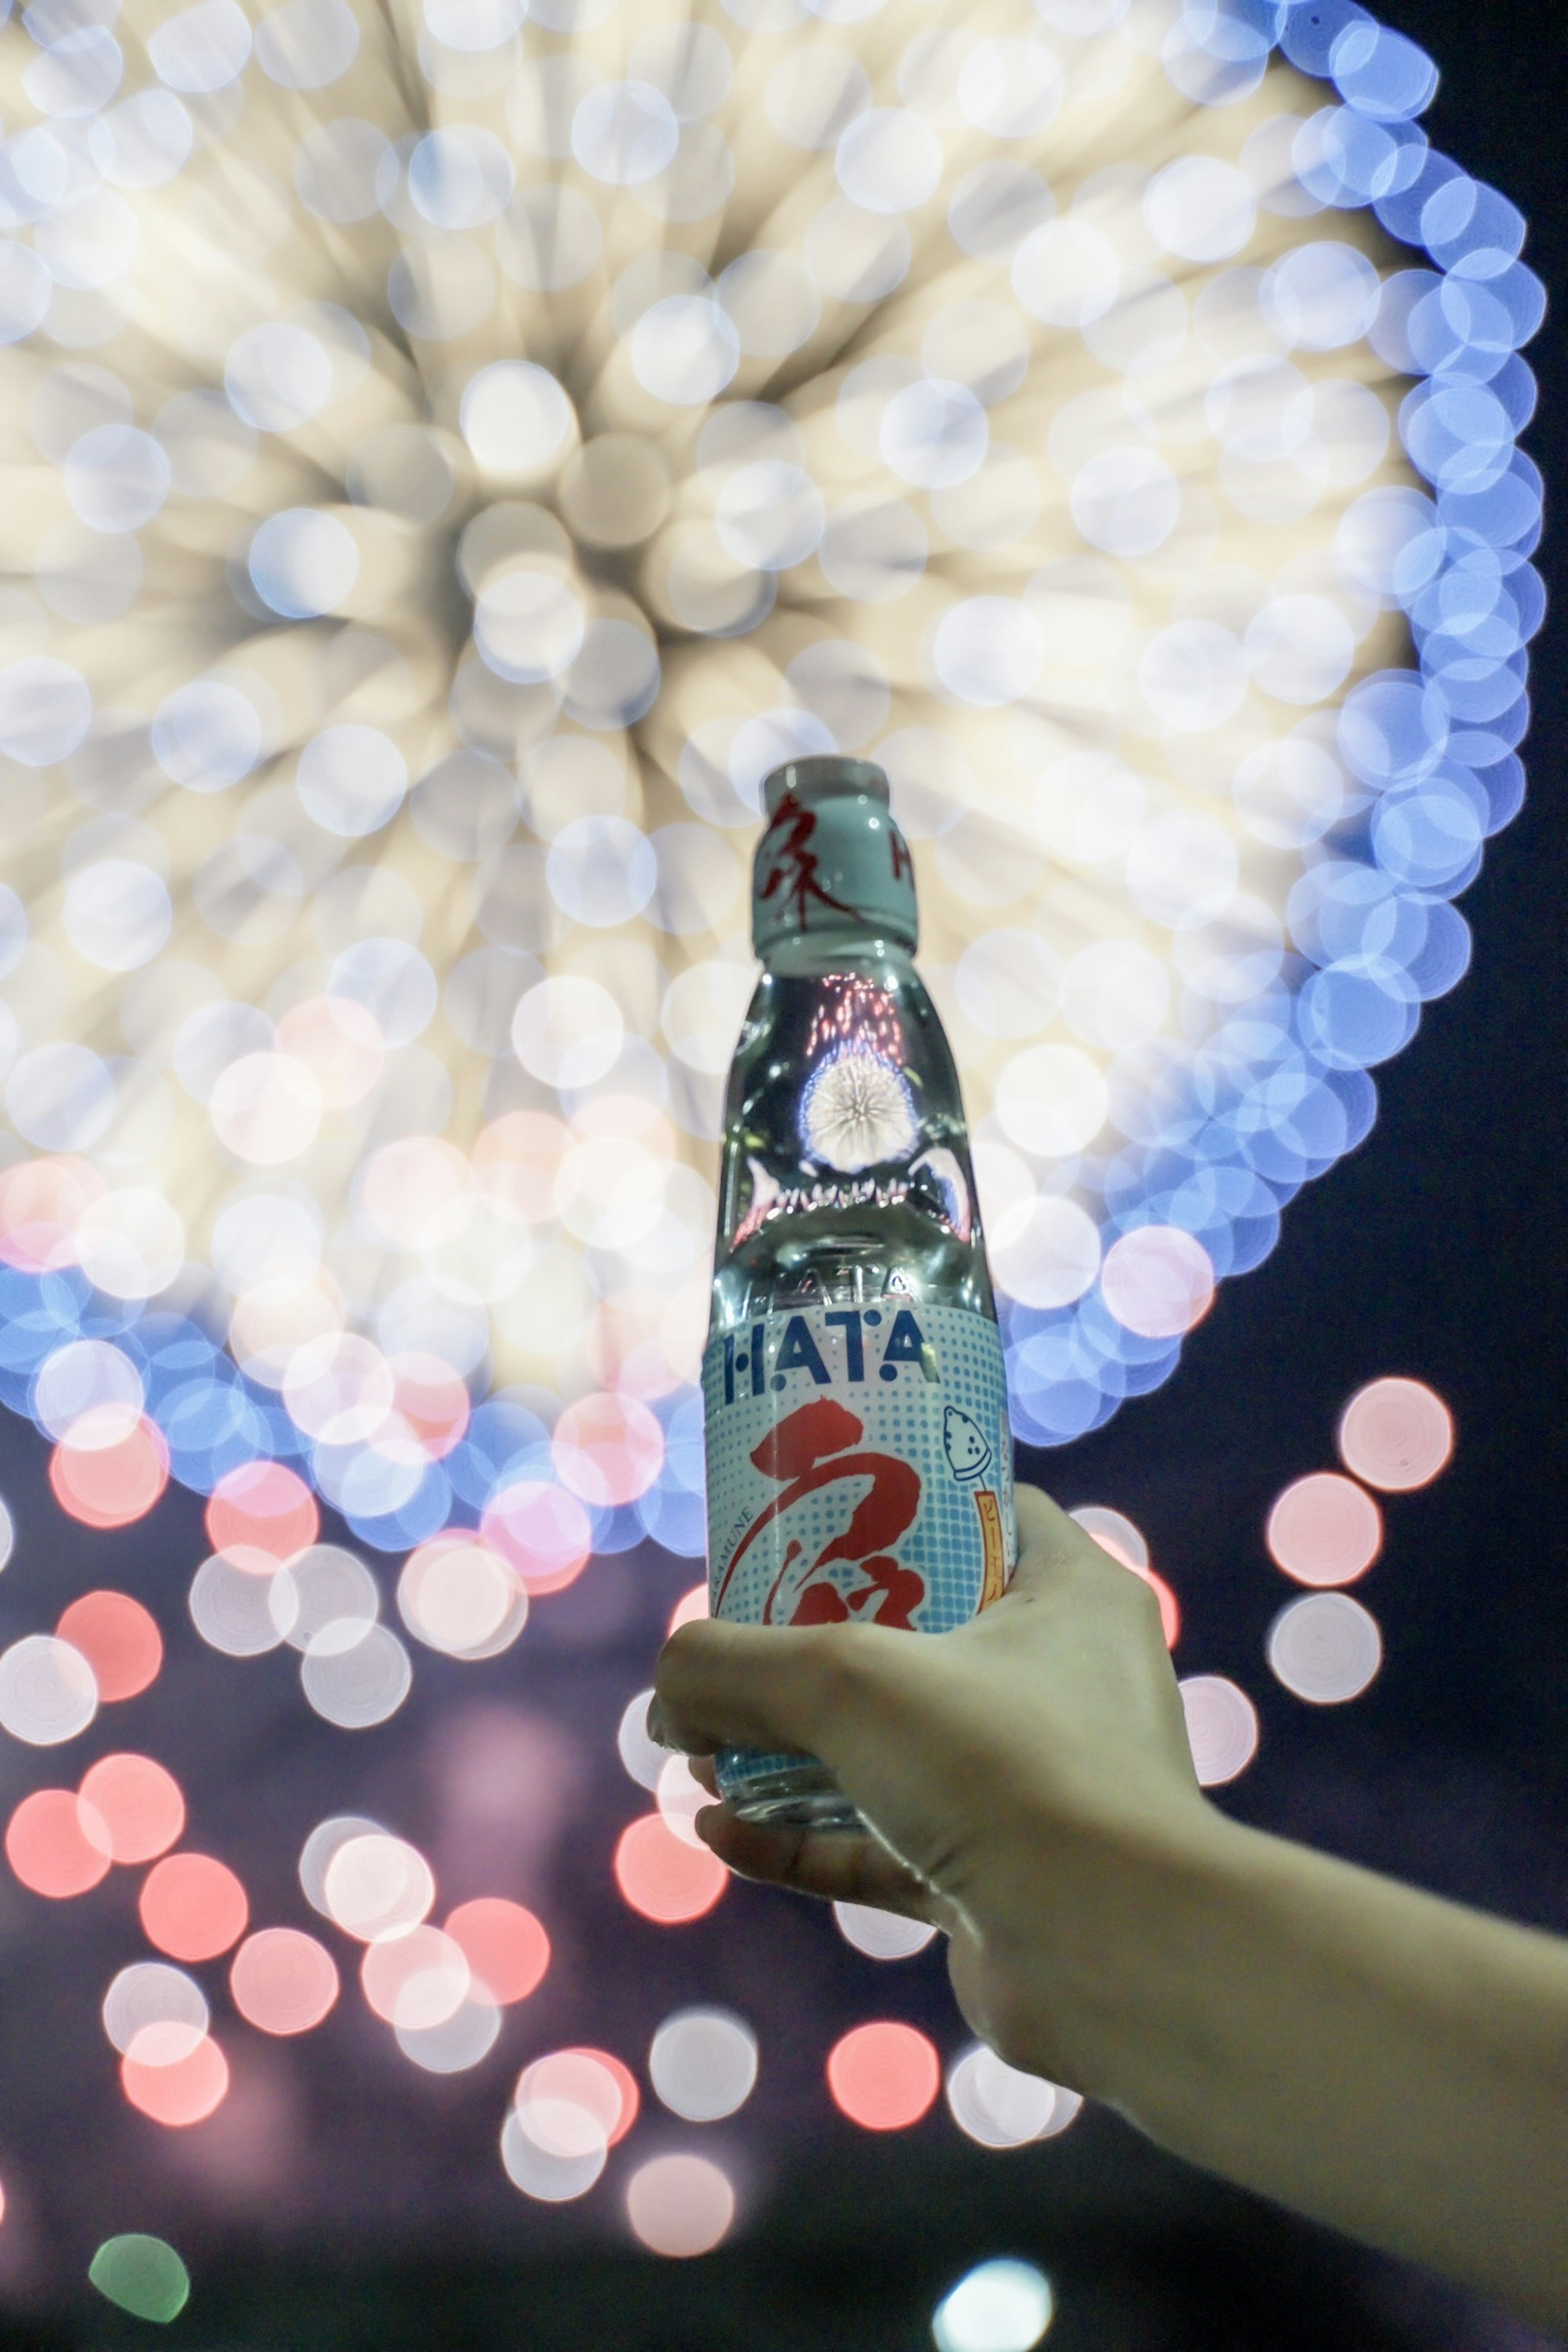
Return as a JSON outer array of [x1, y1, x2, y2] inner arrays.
[[650, 1487, 1119, 1762], [652, 1616, 871, 1759], [695, 1807, 938, 1922]]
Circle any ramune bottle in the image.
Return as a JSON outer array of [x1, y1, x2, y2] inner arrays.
[[703, 755, 1017, 1829]]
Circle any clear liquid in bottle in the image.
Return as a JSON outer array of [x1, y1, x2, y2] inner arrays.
[[702, 756, 1017, 1831]]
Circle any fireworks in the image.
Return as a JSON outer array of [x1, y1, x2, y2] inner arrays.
[[800, 1045, 919, 1173], [0, 0, 1534, 1476]]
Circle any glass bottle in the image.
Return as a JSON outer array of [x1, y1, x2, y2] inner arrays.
[[703, 755, 1017, 1830]]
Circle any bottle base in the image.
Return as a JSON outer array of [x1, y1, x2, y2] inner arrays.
[[715, 1751, 864, 1833]]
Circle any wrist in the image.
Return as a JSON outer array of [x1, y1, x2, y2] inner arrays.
[[982, 1794, 1258, 2106]]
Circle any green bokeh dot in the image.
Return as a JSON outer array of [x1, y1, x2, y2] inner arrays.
[[88, 2234, 190, 2324]]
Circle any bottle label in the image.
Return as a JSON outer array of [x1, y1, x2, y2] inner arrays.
[[702, 1302, 1016, 1636]]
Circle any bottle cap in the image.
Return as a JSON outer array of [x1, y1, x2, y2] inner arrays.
[[752, 757, 918, 958]]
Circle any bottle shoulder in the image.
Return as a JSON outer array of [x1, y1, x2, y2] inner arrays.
[[711, 952, 995, 1332]]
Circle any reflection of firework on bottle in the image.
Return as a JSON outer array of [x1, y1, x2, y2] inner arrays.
[[800, 1048, 919, 1175], [911, 1148, 972, 1243], [804, 977, 904, 1065], [733, 1157, 783, 1247]]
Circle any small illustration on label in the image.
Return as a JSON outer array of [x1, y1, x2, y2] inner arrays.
[[942, 1405, 993, 1484]]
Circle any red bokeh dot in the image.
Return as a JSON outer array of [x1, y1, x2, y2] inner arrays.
[[390, 1353, 471, 1459], [4, 1789, 111, 1898], [229, 1928, 340, 2036], [139, 1852, 249, 1961], [49, 1418, 169, 1530], [667, 1586, 708, 1637], [517, 2047, 639, 2145], [1136, 1565, 1180, 1649], [54, 1592, 162, 1701], [826, 2022, 941, 2132], [552, 1393, 664, 1508], [121, 2034, 229, 2127], [444, 1898, 550, 2005], [1100, 1225, 1215, 1340], [575, 2047, 640, 2144], [205, 1460, 318, 1565], [0, 1155, 105, 1273], [78, 1753, 185, 1864], [481, 1479, 593, 1597], [1267, 1473, 1383, 1588], [1338, 1377, 1454, 1493], [612, 1814, 727, 1926]]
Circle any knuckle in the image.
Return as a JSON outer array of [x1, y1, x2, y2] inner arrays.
[[805, 1620, 892, 1717], [814, 1619, 880, 1682]]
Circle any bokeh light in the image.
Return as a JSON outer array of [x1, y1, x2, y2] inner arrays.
[[78, 1755, 185, 1864], [625, 2152, 736, 2258], [617, 1688, 666, 1791], [614, 1812, 727, 1924], [1178, 1675, 1260, 1787], [49, 1417, 169, 1530], [5, 1788, 111, 1899], [0, 1635, 97, 1745], [399, 1991, 503, 2075], [945, 2045, 1081, 2151], [138, 1853, 249, 1962], [1268, 1592, 1383, 1703], [667, 1587, 709, 1637], [398, 1535, 528, 1661], [88, 2235, 190, 2324], [833, 1903, 939, 1962], [512, 2047, 640, 2182], [1266, 1473, 1383, 1586], [206, 1461, 320, 1563], [361, 1927, 472, 2031], [444, 1898, 550, 2006], [501, 2107, 606, 2205], [0, 0, 1535, 2288], [102, 1963, 207, 2062], [932, 2259, 1054, 2352], [1338, 1376, 1455, 1490], [826, 2022, 941, 2132], [0, 0, 1527, 1602], [649, 2006, 758, 2121], [229, 1929, 341, 2036], [54, 1592, 162, 1702], [316, 1829, 434, 1941], [120, 2034, 229, 2128]]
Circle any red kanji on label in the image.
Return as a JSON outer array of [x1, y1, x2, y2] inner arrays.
[[712, 1399, 927, 1630]]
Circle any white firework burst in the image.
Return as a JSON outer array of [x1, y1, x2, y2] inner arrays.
[[800, 1048, 918, 1174]]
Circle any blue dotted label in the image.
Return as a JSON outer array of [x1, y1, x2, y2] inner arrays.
[[703, 1301, 1017, 1641]]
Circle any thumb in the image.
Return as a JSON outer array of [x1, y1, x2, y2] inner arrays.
[[652, 1616, 876, 1761]]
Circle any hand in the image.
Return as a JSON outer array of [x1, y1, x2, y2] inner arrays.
[[658, 1488, 1568, 2324], [652, 1485, 1229, 2098]]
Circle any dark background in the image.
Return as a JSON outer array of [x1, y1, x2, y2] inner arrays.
[[0, 0, 1563, 2343]]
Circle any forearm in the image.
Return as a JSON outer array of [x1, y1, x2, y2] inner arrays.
[[1054, 1814, 1568, 2325]]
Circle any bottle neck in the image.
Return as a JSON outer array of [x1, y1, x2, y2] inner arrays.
[[760, 933, 920, 982]]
